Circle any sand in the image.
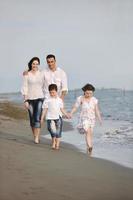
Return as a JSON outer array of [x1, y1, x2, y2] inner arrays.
[[0, 102, 133, 200]]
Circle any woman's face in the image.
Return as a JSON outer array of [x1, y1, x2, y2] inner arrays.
[[31, 60, 39, 71], [84, 90, 93, 98]]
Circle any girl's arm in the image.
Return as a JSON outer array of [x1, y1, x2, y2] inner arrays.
[[70, 97, 81, 117], [40, 108, 48, 124], [95, 104, 102, 125], [70, 106, 78, 115]]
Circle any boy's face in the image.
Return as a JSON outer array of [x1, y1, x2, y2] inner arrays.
[[49, 90, 57, 97], [84, 90, 93, 98]]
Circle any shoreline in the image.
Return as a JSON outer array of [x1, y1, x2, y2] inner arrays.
[[1, 101, 133, 168], [0, 101, 133, 199]]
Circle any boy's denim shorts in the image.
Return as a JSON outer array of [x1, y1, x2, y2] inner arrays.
[[47, 116, 63, 138]]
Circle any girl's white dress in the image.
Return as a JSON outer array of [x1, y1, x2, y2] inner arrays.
[[75, 96, 98, 134]]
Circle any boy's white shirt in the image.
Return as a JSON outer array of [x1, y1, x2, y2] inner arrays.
[[42, 96, 63, 120]]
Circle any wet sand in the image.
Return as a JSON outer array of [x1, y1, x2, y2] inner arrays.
[[0, 102, 133, 200]]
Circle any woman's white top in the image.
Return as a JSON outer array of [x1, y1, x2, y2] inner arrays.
[[42, 96, 63, 120], [21, 70, 44, 100]]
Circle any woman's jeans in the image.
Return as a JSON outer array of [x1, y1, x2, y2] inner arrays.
[[28, 98, 44, 128]]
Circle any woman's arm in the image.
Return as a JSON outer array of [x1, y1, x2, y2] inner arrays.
[[21, 75, 29, 109], [40, 108, 48, 124]]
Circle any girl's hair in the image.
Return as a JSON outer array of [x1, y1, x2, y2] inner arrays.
[[82, 84, 95, 92], [49, 84, 58, 91], [28, 57, 40, 71]]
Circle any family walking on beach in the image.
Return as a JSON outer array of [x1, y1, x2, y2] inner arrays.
[[21, 55, 102, 154]]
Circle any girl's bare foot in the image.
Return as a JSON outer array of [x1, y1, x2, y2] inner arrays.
[[87, 147, 93, 156]]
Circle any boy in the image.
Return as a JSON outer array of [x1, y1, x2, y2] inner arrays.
[[41, 84, 69, 150]]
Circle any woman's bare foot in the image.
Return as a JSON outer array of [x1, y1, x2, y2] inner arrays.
[[34, 136, 40, 144]]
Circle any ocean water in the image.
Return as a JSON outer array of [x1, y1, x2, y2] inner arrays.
[[1, 89, 133, 168]]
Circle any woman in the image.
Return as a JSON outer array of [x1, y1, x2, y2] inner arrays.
[[21, 57, 44, 144]]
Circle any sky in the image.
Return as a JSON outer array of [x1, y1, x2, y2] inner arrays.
[[0, 0, 132, 93]]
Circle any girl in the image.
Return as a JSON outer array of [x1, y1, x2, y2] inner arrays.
[[70, 84, 102, 155]]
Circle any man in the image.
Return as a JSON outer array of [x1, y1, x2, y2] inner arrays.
[[23, 54, 68, 100], [42, 54, 68, 100]]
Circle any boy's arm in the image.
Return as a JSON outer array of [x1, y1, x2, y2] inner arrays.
[[95, 104, 102, 125], [60, 108, 69, 118]]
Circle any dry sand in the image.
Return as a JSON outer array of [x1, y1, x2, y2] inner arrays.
[[0, 102, 133, 200]]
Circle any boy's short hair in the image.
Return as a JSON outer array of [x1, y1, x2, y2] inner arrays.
[[82, 83, 95, 92], [48, 84, 58, 92]]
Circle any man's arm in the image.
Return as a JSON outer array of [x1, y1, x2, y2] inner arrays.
[[60, 70, 68, 100], [60, 90, 67, 101]]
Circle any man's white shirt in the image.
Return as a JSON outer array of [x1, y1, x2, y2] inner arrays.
[[42, 67, 68, 99]]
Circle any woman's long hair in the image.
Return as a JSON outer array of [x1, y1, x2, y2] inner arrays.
[[28, 57, 40, 71]]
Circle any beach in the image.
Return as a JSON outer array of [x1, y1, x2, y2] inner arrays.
[[0, 101, 133, 200]]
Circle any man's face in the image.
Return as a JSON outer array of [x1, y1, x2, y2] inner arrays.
[[47, 58, 56, 70], [49, 90, 57, 97]]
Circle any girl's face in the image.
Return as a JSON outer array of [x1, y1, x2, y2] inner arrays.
[[31, 60, 39, 71], [84, 90, 93, 98]]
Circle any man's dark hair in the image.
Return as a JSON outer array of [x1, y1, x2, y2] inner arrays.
[[48, 84, 58, 92], [46, 54, 56, 60], [82, 84, 95, 92], [28, 57, 40, 71]]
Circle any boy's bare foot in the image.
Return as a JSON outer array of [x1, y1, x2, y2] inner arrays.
[[55, 145, 60, 150]]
